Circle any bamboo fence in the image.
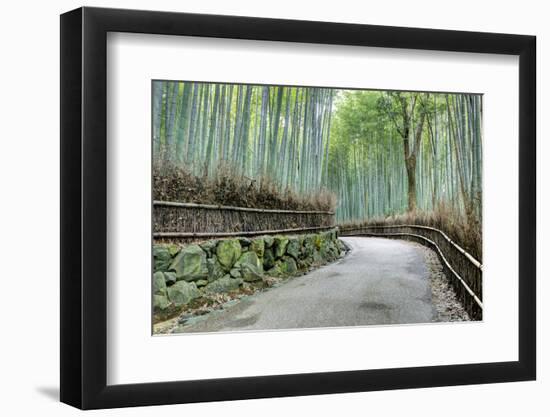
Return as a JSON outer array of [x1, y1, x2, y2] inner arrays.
[[153, 201, 335, 240]]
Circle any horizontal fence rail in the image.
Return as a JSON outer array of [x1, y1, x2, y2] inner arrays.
[[153, 201, 335, 239], [154, 201, 334, 215], [154, 226, 335, 239], [340, 225, 483, 320]]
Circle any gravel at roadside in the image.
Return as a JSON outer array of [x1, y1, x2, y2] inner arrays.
[[418, 244, 471, 322]]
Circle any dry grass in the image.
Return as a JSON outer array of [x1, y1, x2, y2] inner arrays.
[[341, 202, 482, 261], [153, 162, 337, 212]]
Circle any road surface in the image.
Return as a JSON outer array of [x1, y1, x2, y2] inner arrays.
[[174, 237, 436, 333]]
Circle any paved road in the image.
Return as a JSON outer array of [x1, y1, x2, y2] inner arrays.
[[175, 237, 436, 333]]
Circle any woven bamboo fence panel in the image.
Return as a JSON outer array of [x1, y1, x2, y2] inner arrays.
[[340, 225, 482, 320], [153, 201, 335, 239]]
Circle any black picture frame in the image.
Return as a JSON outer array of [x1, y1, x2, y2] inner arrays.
[[60, 6, 536, 410]]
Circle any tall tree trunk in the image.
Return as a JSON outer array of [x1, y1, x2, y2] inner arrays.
[[186, 84, 200, 166], [205, 85, 220, 172], [152, 81, 164, 157], [175, 83, 192, 163], [163, 82, 178, 163]]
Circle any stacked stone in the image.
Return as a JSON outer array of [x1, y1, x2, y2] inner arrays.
[[153, 229, 344, 312]]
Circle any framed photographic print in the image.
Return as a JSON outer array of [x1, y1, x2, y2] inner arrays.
[[60, 6, 536, 409]]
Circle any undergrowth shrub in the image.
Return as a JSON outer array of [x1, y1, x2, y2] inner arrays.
[[153, 162, 337, 212]]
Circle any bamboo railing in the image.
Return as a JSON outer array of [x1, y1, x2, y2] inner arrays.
[[153, 201, 335, 240], [340, 225, 483, 320]]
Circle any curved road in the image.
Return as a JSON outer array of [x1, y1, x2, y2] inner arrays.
[[175, 237, 436, 333]]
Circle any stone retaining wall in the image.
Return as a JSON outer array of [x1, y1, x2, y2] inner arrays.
[[153, 228, 344, 314]]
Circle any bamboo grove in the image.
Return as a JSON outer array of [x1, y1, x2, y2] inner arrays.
[[153, 81, 334, 194], [153, 81, 482, 225], [329, 90, 482, 223]]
